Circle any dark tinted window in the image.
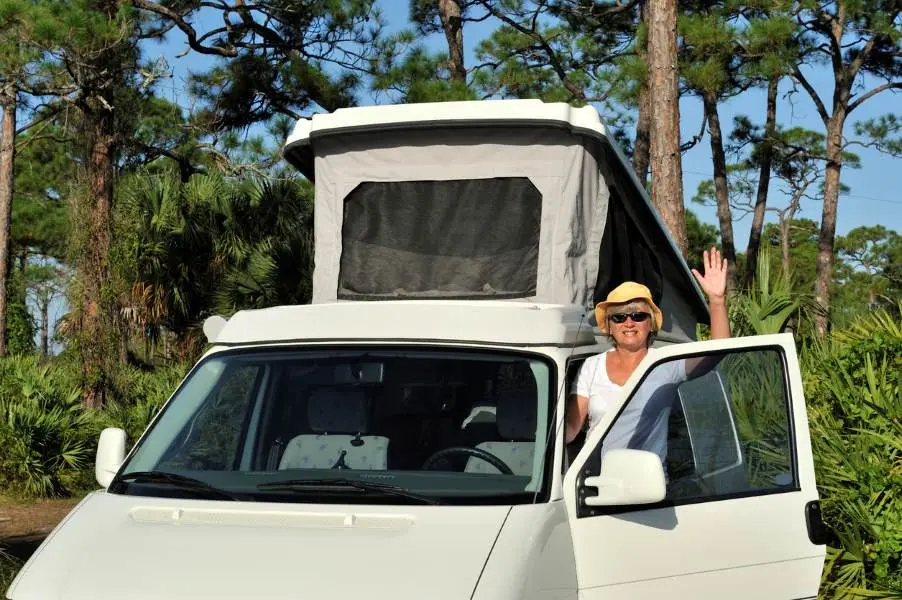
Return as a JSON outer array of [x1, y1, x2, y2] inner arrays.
[[119, 348, 554, 505], [339, 178, 541, 299]]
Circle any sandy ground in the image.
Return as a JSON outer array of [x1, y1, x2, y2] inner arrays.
[[0, 497, 81, 540]]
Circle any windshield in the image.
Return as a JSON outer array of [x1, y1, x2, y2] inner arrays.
[[114, 346, 555, 505]]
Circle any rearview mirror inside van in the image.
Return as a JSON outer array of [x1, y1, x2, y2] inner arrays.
[[582, 449, 667, 507], [334, 361, 384, 384]]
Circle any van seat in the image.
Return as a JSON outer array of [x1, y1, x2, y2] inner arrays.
[[464, 388, 537, 476], [279, 387, 389, 470]]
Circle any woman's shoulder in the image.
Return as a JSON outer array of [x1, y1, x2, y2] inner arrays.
[[578, 349, 614, 380], [583, 348, 614, 366]]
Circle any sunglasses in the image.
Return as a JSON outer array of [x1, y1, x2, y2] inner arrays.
[[608, 311, 651, 324]]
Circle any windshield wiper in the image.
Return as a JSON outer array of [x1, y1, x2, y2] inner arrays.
[[115, 470, 246, 501], [257, 478, 441, 505]]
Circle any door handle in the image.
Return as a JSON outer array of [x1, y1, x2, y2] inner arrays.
[[805, 500, 829, 545]]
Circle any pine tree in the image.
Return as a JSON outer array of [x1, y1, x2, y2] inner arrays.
[[647, 0, 686, 255], [0, 0, 51, 355], [133, 0, 385, 132], [790, 0, 902, 334], [680, 4, 743, 288]]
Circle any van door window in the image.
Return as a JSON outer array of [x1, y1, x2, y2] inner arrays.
[[579, 346, 795, 509]]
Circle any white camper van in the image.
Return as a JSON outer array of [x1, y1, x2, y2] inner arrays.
[[6, 100, 827, 600]]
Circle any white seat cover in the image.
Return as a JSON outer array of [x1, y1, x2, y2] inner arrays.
[[278, 387, 389, 470], [465, 388, 537, 476]]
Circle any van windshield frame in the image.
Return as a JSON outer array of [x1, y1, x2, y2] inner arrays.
[[112, 345, 558, 506]]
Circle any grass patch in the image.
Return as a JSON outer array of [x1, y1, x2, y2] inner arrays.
[[0, 548, 22, 593]]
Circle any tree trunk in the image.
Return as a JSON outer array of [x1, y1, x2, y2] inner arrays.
[[119, 314, 128, 364], [647, 0, 687, 256], [40, 298, 49, 357], [814, 113, 845, 336], [633, 86, 651, 186], [632, 1, 651, 186], [780, 217, 791, 275], [0, 87, 16, 357], [702, 91, 738, 291], [744, 76, 778, 289], [80, 109, 117, 409], [438, 0, 466, 83]]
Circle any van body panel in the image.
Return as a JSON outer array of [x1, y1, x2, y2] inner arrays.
[[471, 501, 577, 600], [563, 333, 826, 599], [575, 556, 824, 600], [7, 492, 511, 600]]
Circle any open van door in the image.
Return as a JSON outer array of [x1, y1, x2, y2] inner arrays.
[[562, 333, 826, 600]]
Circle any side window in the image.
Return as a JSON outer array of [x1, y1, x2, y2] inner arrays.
[[582, 347, 795, 506], [158, 365, 263, 471]]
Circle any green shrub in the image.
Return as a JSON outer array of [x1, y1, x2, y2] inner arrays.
[[0, 357, 94, 498], [5, 271, 36, 356], [0, 355, 189, 498], [802, 306, 902, 599]]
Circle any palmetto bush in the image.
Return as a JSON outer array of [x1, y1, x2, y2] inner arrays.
[[0, 356, 190, 498], [722, 350, 793, 489], [0, 357, 95, 498], [116, 168, 314, 354], [802, 304, 902, 599]]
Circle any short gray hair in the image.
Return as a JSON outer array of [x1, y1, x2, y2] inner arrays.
[[605, 299, 658, 347]]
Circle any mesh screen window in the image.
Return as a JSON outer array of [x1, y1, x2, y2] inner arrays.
[[338, 178, 542, 300]]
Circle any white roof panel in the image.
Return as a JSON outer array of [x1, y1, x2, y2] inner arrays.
[[212, 300, 598, 347], [282, 99, 610, 173]]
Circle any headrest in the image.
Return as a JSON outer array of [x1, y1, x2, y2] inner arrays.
[[496, 386, 537, 441], [461, 404, 497, 429], [307, 387, 371, 434]]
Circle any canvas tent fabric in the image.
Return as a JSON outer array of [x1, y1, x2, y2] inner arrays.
[[299, 123, 707, 342], [311, 127, 606, 303]]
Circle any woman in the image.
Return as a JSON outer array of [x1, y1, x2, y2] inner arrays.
[[565, 247, 731, 449]]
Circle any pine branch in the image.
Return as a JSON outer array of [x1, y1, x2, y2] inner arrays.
[[475, 0, 586, 100], [130, 0, 238, 57], [13, 104, 63, 138], [848, 82, 902, 114], [848, 35, 878, 81], [791, 66, 830, 124], [681, 113, 708, 152]]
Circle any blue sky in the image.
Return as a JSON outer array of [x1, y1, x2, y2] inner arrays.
[[147, 2, 902, 248]]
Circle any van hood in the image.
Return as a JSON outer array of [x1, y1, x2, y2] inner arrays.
[[9, 491, 512, 600]]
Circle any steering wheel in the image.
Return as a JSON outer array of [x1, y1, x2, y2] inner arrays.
[[421, 446, 514, 475]]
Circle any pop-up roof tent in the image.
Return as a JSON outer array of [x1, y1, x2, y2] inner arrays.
[[282, 100, 709, 342]]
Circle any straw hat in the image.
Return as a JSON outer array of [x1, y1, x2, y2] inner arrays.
[[594, 282, 663, 334]]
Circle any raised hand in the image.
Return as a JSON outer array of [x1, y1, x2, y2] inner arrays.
[[691, 246, 728, 300]]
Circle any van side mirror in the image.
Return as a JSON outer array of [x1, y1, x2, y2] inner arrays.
[[96, 427, 127, 488], [582, 449, 667, 506]]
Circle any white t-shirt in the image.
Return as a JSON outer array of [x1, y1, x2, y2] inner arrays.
[[571, 349, 687, 463]]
